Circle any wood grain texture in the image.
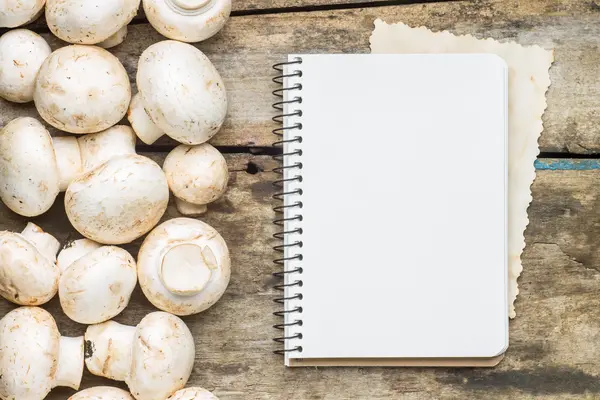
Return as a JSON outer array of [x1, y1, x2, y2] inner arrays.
[[0, 0, 598, 151], [0, 155, 599, 399]]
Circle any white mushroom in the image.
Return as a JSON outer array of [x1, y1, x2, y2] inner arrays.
[[58, 239, 137, 324], [0, 307, 84, 399], [34, 45, 131, 134], [65, 154, 169, 244], [163, 143, 229, 215], [144, 0, 231, 43], [53, 125, 137, 190], [136, 40, 227, 145], [0, 0, 45, 28], [85, 312, 195, 400], [169, 387, 219, 400], [46, 0, 140, 46], [138, 218, 230, 315], [0, 223, 60, 305], [70, 387, 134, 400], [0, 29, 51, 103], [0, 118, 136, 217], [0, 117, 60, 217]]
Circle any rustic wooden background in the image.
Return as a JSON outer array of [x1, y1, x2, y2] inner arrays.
[[1, 0, 600, 398]]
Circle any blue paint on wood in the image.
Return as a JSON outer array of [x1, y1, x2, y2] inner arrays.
[[535, 159, 600, 171]]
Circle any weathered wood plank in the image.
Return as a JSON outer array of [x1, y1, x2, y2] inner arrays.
[[1, 155, 600, 399], [0, 0, 598, 151]]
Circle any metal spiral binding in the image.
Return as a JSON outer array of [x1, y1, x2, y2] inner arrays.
[[272, 57, 304, 356]]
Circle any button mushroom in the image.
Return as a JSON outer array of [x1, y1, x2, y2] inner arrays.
[[144, 0, 231, 43], [163, 143, 229, 216], [0, 0, 45, 28], [138, 218, 231, 315], [0, 29, 51, 103], [135, 40, 227, 145], [65, 154, 169, 244], [70, 387, 134, 400], [84, 312, 195, 400], [0, 117, 60, 217], [0, 222, 60, 305], [34, 45, 131, 134], [58, 239, 137, 324], [54, 124, 137, 190], [0, 307, 84, 399], [170, 387, 219, 400], [46, 0, 140, 48], [0, 119, 137, 216]]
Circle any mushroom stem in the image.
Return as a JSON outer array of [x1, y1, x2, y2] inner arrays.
[[57, 239, 102, 273], [54, 336, 85, 390], [160, 243, 215, 296], [128, 93, 164, 145], [98, 25, 128, 49], [85, 321, 136, 382], [53, 136, 83, 192], [169, 0, 214, 12], [53, 126, 137, 191], [21, 222, 60, 263], [175, 197, 208, 216]]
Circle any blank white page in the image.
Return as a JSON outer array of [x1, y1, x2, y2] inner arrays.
[[281, 54, 508, 364]]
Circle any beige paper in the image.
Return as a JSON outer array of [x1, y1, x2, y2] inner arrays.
[[370, 20, 554, 318]]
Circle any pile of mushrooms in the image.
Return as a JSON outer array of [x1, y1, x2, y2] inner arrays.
[[0, 0, 234, 398]]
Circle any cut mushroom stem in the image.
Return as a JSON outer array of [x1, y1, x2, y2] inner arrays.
[[160, 243, 217, 296], [175, 198, 208, 216], [53, 125, 137, 191], [127, 93, 164, 145], [20, 222, 60, 263], [55, 336, 86, 390], [57, 239, 102, 273], [98, 25, 128, 49], [85, 321, 136, 382]]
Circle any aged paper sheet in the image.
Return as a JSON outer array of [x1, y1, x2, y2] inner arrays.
[[370, 20, 554, 318]]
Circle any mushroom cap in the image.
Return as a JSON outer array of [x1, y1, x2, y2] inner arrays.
[[34, 45, 131, 134], [144, 0, 231, 43], [137, 40, 227, 145], [0, 0, 45, 28], [170, 387, 219, 400], [0, 307, 59, 399], [0, 230, 59, 305], [138, 218, 231, 316], [60, 246, 137, 324], [46, 0, 140, 44], [163, 143, 228, 206], [0, 29, 51, 103], [0, 117, 60, 217], [69, 387, 135, 400], [127, 312, 195, 400], [65, 154, 169, 244]]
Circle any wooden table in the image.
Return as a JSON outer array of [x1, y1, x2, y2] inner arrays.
[[1, 0, 600, 398]]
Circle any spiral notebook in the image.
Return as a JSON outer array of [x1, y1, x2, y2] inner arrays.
[[272, 54, 509, 367]]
